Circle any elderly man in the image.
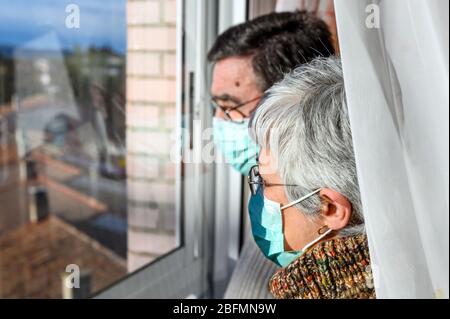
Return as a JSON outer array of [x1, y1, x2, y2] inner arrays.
[[208, 11, 335, 175], [247, 57, 374, 298], [209, 11, 336, 299]]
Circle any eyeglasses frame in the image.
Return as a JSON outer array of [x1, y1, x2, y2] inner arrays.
[[211, 96, 261, 123]]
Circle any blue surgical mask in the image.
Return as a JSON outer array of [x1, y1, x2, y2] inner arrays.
[[212, 117, 259, 176], [248, 186, 330, 267]]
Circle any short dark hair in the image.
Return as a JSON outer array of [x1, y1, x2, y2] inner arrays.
[[208, 11, 335, 91]]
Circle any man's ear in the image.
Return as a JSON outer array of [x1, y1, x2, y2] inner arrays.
[[319, 188, 352, 231]]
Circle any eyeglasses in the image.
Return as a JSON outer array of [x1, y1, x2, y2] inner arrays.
[[211, 96, 261, 123], [247, 165, 299, 196]]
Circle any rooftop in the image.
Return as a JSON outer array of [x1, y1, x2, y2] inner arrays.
[[0, 215, 126, 298]]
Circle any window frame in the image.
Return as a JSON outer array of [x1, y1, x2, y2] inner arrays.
[[93, 0, 218, 299]]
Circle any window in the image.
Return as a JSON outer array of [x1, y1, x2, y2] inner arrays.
[[0, 0, 180, 298]]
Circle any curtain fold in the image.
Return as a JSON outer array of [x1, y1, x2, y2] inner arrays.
[[334, 0, 449, 298]]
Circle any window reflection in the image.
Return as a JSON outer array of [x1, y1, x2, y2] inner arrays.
[[0, 0, 179, 298]]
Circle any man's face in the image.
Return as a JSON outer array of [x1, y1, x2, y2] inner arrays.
[[210, 56, 262, 121]]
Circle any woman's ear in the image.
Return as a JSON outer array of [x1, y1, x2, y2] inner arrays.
[[319, 188, 352, 231]]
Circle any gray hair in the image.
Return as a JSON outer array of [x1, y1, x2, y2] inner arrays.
[[249, 57, 364, 236]]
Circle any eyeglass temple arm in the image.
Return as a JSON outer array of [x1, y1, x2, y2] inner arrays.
[[228, 96, 262, 111], [247, 181, 299, 187]]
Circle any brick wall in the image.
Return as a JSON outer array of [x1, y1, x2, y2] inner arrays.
[[126, 0, 177, 272]]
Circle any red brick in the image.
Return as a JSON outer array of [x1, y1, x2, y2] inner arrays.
[[126, 130, 171, 155], [162, 106, 176, 129], [127, 78, 176, 103], [128, 26, 176, 51], [126, 154, 159, 179], [127, 205, 160, 229], [127, 0, 160, 25], [127, 252, 156, 272], [127, 180, 175, 204], [162, 53, 176, 77], [128, 229, 177, 255], [127, 52, 161, 76], [163, 0, 177, 24], [126, 104, 159, 128]]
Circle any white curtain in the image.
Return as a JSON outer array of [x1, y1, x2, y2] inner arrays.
[[334, 0, 449, 298]]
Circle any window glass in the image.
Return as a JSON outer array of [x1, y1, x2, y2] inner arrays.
[[0, 0, 179, 298]]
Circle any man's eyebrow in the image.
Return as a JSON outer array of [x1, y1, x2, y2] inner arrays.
[[211, 93, 241, 104]]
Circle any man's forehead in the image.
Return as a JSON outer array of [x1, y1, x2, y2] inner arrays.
[[211, 56, 257, 95], [214, 55, 253, 72]]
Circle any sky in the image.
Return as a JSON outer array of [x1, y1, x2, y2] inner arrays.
[[0, 0, 126, 54]]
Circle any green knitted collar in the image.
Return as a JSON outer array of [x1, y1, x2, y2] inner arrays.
[[268, 234, 376, 299]]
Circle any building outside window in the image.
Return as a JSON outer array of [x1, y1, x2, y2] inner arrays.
[[0, 0, 179, 298]]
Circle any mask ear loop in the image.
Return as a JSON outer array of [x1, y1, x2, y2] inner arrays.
[[302, 226, 333, 252], [281, 188, 321, 210], [280, 188, 333, 252]]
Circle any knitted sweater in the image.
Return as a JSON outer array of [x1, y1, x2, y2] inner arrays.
[[268, 234, 376, 299]]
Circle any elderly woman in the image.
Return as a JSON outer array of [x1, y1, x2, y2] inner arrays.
[[247, 57, 375, 299]]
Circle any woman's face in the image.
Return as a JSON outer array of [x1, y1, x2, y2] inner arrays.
[[258, 148, 324, 252]]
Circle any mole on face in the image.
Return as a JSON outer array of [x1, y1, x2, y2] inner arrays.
[[235, 81, 240, 87]]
